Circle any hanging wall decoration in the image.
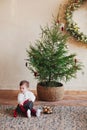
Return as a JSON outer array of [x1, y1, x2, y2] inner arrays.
[[65, 0, 87, 44]]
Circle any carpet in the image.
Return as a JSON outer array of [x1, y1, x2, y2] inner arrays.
[[0, 105, 87, 130]]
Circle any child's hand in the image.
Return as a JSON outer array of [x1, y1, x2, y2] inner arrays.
[[19, 102, 23, 106]]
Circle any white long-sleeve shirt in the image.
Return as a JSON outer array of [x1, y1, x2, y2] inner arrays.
[[18, 90, 36, 104]]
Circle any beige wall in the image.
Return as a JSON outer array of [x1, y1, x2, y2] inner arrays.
[[0, 0, 87, 90]]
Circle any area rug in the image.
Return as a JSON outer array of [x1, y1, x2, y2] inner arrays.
[[0, 105, 87, 130]]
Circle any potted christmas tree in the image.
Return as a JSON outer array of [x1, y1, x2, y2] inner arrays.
[[26, 21, 82, 101]]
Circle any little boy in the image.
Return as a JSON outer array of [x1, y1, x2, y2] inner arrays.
[[13, 80, 41, 118]]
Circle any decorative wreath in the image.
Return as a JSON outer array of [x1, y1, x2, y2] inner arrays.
[[65, 0, 87, 44]]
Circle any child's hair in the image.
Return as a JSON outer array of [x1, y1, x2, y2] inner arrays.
[[19, 80, 29, 88]]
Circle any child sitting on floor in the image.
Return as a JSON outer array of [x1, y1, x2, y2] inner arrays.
[[13, 80, 41, 118]]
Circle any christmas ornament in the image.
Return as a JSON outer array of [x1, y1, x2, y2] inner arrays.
[[43, 106, 53, 114]]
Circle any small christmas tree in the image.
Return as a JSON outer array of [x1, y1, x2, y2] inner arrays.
[[26, 21, 82, 87]]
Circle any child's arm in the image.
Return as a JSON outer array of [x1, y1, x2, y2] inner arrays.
[[17, 93, 24, 105], [29, 92, 36, 102], [25, 91, 36, 102]]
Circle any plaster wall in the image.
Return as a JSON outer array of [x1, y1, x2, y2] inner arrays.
[[0, 0, 87, 90]]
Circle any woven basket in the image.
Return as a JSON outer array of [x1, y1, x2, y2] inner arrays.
[[37, 84, 64, 101]]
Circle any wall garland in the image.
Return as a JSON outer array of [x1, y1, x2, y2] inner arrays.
[[65, 0, 87, 44]]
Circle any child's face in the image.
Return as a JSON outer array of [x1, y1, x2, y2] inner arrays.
[[20, 84, 27, 93]]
